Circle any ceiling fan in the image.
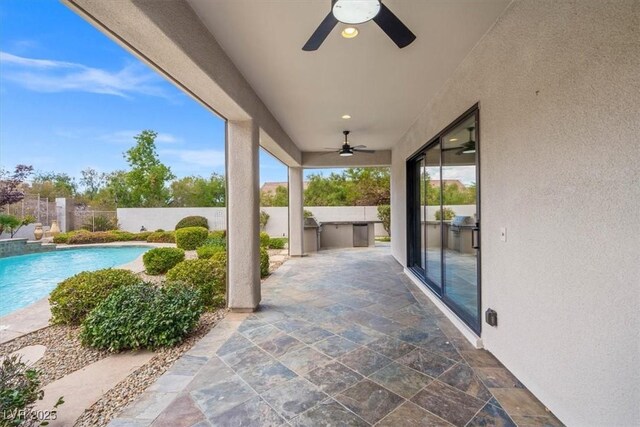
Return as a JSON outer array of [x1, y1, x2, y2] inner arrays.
[[443, 126, 476, 155], [326, 131, 375, 157], [303, 0, 416, 51]]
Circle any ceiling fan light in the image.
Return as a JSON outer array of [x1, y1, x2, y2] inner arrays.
[[339, 150, 353, 157], [341, 27, 359, 38], [462, 149, 476, 154], [333, 0, 381, 25], [341, 114, 351, 119]]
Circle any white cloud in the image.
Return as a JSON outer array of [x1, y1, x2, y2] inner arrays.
[[0, 51, 167, 98], [441, 166, 477, 185], [160, 149, 226, 168]]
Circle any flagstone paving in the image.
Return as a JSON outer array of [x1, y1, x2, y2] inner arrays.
[[110, 246, 564, 426]]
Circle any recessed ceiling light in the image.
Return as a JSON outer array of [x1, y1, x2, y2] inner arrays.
[[342, 114, 351, 119], [341, 27, 359, 39], [449, 138, 458, 142]]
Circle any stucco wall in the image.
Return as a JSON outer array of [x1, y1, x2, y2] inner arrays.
[[117, 206, 391, 237], [390, 1, 640, 425]]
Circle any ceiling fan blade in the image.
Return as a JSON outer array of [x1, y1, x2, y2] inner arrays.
[[351, 145, 367, 149], [302, 12, 339, 51], [354, 149, 375, 153], [373, 3, 416, 48]]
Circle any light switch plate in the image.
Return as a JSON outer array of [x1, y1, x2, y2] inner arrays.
[[500, 227, 507, 242]]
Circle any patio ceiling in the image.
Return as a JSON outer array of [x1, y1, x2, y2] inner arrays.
[[187, 0, 510, 152]]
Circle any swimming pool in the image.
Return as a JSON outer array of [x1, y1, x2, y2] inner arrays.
[[0, 246, 150, 316]]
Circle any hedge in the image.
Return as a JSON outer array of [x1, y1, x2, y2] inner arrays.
[[260, 247, 269, 278], [259, 232, 270, 248], [166, 259, 226, 308], [268, 238, 286, 249], [146, 231, 176, 243], [196, 245, 225, 259]]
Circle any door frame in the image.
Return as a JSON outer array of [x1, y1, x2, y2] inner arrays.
[[406, 103, 482, 334]]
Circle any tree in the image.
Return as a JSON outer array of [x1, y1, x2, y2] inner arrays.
[[304, 172, 350, 206], [170, 174, 225, 207], [0, 164, 33, 209], [80, 167, 106, 200], [30, 172, 77, 199], [0, 214, 35, 237], [260, 185, 288, 207], [344, 167, 390, 205], [121, 130, 175, 207]]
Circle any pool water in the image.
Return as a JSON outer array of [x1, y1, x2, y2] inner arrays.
[[0, 246, 150, 316]]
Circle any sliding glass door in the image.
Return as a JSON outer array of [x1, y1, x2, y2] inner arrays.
[[407, 106, 480, 333]]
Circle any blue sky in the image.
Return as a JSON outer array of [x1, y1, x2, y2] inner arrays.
[[0, 0, 302, 186]]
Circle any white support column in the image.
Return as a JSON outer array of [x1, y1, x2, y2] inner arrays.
[[288, 166, 304, 256], [227, 120, 261, 312]]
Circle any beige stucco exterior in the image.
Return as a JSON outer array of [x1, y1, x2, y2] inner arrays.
[[391, 1, 640, 425]]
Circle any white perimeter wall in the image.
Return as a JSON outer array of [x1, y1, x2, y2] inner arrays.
[[390, 1, 640, 425], [117, 206, 393, 237]]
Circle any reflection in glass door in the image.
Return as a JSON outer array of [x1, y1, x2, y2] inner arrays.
[[407, 106, 480, 333]]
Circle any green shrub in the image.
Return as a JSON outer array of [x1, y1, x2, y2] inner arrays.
[[196, 245, 225, 259], [205, 230, 226, 248], [260, 247, 270, 278], [268, 238, 286, 249], [210, 250, 227, 271], [435, 207, 456, 221], [377, 204, 391, 236], [259, 210, 270, 230], [146, 231, 175, 243], [80, 283, 203, 351], [259, 231, 271, 248], [49, 269, 143, 325], [166, 259, 225, 308], [0, 355, 64, 427], [143, 247, 185, 275], [135, 231, 152, 241], [175, 227, 208, 250], [107, 230, 136, 241], [175, 216, 209, 230], [67, 231, 119, 244], [53, 231, 75, 244]]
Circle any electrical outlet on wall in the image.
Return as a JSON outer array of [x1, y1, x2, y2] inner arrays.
[[500, 227, 507, 242]]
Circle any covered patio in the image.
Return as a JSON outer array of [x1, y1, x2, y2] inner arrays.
[[111, 245, 560, 426], [62, 0, 639, 425]]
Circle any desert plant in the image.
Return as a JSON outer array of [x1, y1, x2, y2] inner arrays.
[[260, 247, 270, 278], [0, 355, 64, 427], [175, 227, 208, 250], [146, 231, 175, 243], [143, 247, 185, 275], [268, 237, 286, 249], [196, 245, 225, 259], [80, 283, 203, 351], [175, 215, 209, 230], [49, 269, 142, 325], [259, 210, 270, 230], [377, 204, 391, 236], [259, 231, 271, 248], [166, 259, 225, 308], [435, 207, 456, 221]]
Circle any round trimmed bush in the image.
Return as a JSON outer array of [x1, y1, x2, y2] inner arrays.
[[259, 232, 270, 248], [166, 259, 225, 308], [260, 247, 270, 278], [196, 245, 225, 259], [49, 269, 142, 325], [146, 231, 175, 243], [143, 247, 185, 275], [80, 283, 203, 351], [175, 227, 208, 250], [175, 216, 209, 230]]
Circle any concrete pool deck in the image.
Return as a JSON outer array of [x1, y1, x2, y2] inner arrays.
[[0, 242, 170, 344]]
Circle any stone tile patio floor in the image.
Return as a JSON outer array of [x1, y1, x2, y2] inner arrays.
[[111, 246, 564, 427]]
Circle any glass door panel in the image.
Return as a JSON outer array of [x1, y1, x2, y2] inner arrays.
[[423, 144, 442, 291], [441, 116, 479, 324]]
